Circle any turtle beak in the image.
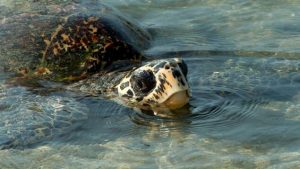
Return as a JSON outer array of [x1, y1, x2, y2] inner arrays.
[[162, 90, 190, 110], [142, 58, 190, 110], [161, 58, 190, 109]]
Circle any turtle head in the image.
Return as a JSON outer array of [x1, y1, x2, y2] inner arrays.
[[116, 58, 190, 113]]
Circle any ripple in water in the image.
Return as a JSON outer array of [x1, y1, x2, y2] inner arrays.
[[189, 87, 264, 130], [128, 106, 192, 132], [128, 86, 264, 134]]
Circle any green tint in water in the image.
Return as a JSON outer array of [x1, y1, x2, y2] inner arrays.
[[1, 0, 300, 168]]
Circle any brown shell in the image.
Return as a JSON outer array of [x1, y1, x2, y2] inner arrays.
[[41, 15, 144, 79], [0, 1, 151, 81]]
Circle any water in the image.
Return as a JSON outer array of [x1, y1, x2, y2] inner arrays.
[[1, 0, 300, 168]]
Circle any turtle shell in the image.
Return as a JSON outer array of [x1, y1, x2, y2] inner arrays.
[[0, 1, 151, 81]]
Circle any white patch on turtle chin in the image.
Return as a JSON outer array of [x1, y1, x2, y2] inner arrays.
[[115, 58, 190, 109]]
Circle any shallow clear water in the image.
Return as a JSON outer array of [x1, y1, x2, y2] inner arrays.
[[1, 0, 300, 168]]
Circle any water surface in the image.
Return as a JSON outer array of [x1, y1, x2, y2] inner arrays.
[[1, 0, 300, 168]]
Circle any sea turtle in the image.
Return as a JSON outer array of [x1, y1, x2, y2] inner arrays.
[[0, 1, 190, 148]]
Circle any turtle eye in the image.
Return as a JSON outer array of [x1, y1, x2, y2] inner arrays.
[[130, 70, 156, 95]]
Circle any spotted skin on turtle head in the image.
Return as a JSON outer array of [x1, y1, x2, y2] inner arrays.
[[116, 58, 190, 111]]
